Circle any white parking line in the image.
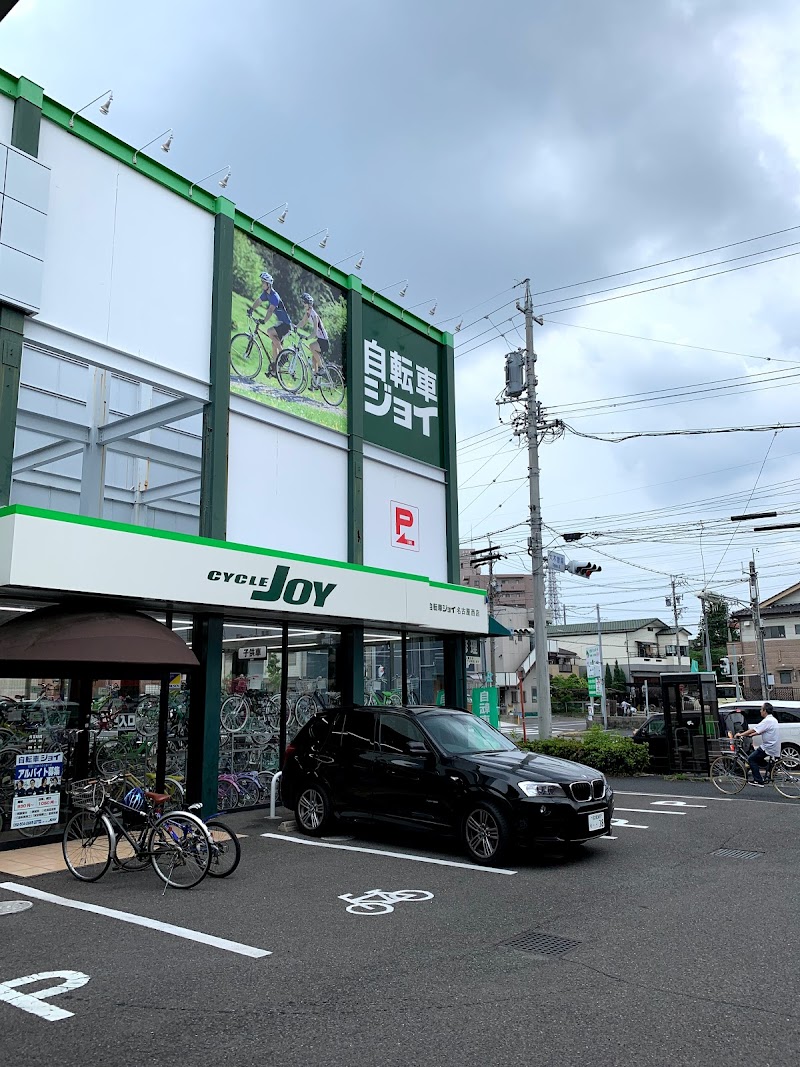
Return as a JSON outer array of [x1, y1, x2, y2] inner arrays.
[[614, 807, 686, 816], [261, 833, 517, 875], [0, 882, 271, 958]]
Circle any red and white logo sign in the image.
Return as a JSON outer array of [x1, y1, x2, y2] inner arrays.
[[391, 501, 419, 552]]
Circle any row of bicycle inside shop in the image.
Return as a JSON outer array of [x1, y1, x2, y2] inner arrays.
[[0, 618, 448, 845]]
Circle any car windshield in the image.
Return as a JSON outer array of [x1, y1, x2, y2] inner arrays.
[[421, 712, 517, 755]]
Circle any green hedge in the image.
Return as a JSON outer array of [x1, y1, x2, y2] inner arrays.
[[516, 727, 650, 776]]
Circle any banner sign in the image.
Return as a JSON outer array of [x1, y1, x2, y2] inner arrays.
[[0, 509, 488, 635], [229, 231, 348, 434], [586, 645, 602, 679], [362, 305, 443, 467], [471, 687, 499, 729], [11, 751, 63, 830], [588, 676, 601, 698]]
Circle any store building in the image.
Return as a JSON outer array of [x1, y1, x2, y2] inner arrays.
[[0, 70, 487, 844]]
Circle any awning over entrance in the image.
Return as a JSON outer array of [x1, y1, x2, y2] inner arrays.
[[0, 604, 198, 669], [488, 615, 513, 637]]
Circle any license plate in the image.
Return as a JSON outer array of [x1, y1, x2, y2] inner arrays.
[[588, 812, 605, 832]]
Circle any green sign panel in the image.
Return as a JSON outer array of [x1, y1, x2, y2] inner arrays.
[[588, 676, 601, 698], [471, 686, 499, 729], [362, 304, 443, 467]]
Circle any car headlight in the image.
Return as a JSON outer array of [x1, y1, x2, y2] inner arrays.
[[517, 781, 565, 798]]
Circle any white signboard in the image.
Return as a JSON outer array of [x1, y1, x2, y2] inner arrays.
[[547, 551, 566, 573], [0, 509, 488, 635], [237, 646, 267, 660], [586, 645, 602, 679], [390, 500, 419, 552], [11, 752, 63, 830]]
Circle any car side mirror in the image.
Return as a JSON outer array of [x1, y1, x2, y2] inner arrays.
[[407, 741, 431, 757]]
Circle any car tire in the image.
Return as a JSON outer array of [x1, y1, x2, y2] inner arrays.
[[462, 799, 510, 866], [295, 781, 333, 836], [780, 743, 800, 770]]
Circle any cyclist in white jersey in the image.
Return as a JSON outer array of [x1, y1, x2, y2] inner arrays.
[[736, 701, 781, 786], [296, 293, 329, 387]]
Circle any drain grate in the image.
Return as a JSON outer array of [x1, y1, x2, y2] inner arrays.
[[502, 931, 582, 957], [712, 848, 762, 860]]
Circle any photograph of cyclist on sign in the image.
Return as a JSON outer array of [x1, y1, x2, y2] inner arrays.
[[230, 230, 348, 432]]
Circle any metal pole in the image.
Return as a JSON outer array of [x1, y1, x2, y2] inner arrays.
[[750, 558, 768, 699], [488, 536, 496, 686], [644, 679, 650, 714], [671, 577, 682, 668], [523, 279, 552, 738], [702, 596, 713, 672], [596, 603, 607, 728]]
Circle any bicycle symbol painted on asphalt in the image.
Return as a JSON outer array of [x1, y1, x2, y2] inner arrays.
[[338, 889, 434, 915]]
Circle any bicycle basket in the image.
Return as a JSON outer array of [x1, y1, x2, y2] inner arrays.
[[67, 778, 107, 809]]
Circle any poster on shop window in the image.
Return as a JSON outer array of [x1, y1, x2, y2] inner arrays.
[[10, 752, 63, 829]]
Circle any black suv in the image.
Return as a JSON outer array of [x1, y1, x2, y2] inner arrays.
[[281, 705, 614, 865]]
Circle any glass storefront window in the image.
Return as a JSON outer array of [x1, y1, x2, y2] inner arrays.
[[216, 622, 341, 812], [364, 631, 403, 705], [406, 634, 445, 706]]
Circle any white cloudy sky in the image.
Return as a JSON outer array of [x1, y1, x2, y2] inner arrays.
[[3, 0, 800, 634]]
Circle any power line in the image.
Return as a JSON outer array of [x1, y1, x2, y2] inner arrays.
[[531, 222, 800, 298], [562, 421, 800, 443], [542, 247, 800, 317]]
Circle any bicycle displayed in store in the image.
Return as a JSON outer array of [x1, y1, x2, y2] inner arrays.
[[709, 737, 800, 798], [62, 776, 212, 888]]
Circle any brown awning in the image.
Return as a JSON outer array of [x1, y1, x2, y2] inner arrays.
[[0, 605, 198, 669]]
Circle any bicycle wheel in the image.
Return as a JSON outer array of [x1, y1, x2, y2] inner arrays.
[[318, 363, 345, 407], [135, 699, 159, 737], [771, 760, 800, 799], [206, 819, 241, 877], [114, 824, 151, 871], [220, 695, 248, 733], [236, 775, 261, 807], [62, 810, 114, 881], [710, 755, 747, 794], [293, 695, 315, 730], [276, 347, 307, 393], [230, 332, 262, 380], [150, 811, 211, 889], [217, 777, 238, 810]]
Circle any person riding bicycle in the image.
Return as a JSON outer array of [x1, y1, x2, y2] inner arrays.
[[247, 271, 292, 371], [735, 701, 781, 787], [295, 292, 329, 388]]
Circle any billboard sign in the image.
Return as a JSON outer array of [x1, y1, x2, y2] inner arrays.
[[586, 645, 602, 678], [230, 231, 348, 433], [362, 304, 443, 467]]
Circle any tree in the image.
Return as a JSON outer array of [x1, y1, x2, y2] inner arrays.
[[690, 596, 731, 676], [604, 663, 613, 696], [550, 673, 588, 713], [612, 661, 627, 698]]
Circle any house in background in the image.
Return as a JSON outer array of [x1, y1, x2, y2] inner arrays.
[[730, 580, 800, 698]]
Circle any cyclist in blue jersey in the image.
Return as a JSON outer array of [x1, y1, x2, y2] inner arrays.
[[248, 271, 292, 372], [295, 292, 330, 388]]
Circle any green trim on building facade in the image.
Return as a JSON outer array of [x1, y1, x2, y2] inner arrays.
[[440, 333, 460, 585], [0, 307, 24, 508], [347, 278, 364, 566]]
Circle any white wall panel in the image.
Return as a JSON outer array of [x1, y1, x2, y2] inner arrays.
[[37, 121, 213, 384], [363, 454, 448, 581], [0, 95, 12, 145], [227, 411, 348, 560]]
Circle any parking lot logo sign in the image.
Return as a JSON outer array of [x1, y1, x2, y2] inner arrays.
[[391, 501, 419, 552], [471, 687, 499, 729]]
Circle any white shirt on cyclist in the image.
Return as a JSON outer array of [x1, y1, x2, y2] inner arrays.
[[752, 713, 781, 757]]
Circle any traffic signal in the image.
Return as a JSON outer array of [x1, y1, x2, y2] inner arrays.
[[719, 657, 730, 675], [566, 561, 602, 579]]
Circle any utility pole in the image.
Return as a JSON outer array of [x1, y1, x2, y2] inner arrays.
[[469, 543, 505, 687], [596, 603, 607, 728], [749, 557, 769, 699], [667, 578, 683, 668], [521, 279, 552, 738], [700, 594, 713, 672]]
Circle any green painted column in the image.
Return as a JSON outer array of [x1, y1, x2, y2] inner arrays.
[[440, 331, 466, 707], [0, 79, 43, 508], [187, 197, 234, 812], [345, 278, 365, 704]]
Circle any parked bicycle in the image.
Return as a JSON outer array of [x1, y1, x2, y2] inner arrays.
[[62, 776, 212, 888], [187, 802, 241, 877], [710, 736, 800, 798]]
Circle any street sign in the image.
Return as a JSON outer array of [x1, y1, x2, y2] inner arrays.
[[471, 687, 499, 729], [588, 676, 601, 698], [586, 645, 601, 679], [547, 551, 566, 573]]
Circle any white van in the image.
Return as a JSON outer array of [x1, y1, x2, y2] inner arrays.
[[727, 700, 800, 769]]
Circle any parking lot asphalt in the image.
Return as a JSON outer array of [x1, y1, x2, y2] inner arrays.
[[1, 777, 799, 1067]]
